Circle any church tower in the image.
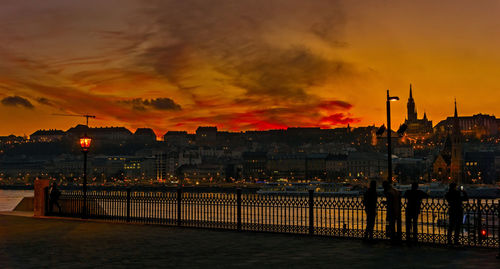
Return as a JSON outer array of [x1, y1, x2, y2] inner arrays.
[[407, 84, 417, 122], [450, 99, 463, 184]]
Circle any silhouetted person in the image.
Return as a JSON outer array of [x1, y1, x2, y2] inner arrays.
[[404, 182, 429, 243], [383, 181, 402, 242], [445, 183, 468, 245], [363, 180, 378, 241], [49, 182, 61, 214]]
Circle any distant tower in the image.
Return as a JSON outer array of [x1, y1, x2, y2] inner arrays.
[[450, 99, 463, 184], [407, 84, 417, 122]]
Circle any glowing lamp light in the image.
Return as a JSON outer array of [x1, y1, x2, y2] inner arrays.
[[79, 135, 92, 152], [481, 229, 487, 236]]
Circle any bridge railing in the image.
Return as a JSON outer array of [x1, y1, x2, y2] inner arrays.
[[47, 188, 500, 248]]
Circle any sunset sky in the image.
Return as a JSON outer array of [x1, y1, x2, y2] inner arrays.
[[1, 0, 499, 137]]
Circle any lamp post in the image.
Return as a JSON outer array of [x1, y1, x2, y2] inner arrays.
[[386, 90, 399, 182], [79, 134, 92, 218]]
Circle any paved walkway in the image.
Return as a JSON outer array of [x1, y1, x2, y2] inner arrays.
[[0, 214, 498, 268]]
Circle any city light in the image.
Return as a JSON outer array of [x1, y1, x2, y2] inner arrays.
[[79, 135, 92, 152]]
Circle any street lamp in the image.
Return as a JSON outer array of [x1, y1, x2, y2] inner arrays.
[[79, 134, 92, 218], [386, 90, 399, 183]]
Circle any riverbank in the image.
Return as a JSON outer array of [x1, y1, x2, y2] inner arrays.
[[0, 190, 33, 211], [0, 214, 498, 268]]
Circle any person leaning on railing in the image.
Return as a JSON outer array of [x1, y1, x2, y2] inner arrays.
[[445, 183, 468, 246], [363, 180, 378, 242], [383, 181, 402, 242], [49, 182, 62, 214], [404, 182, 429, 244]]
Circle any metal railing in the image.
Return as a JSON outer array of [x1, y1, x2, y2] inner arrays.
[[48, 188, 500, 248]]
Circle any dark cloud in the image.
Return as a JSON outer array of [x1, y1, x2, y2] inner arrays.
[[138, 0, 351, 101], [1, 96, 34, 109], [36, 97, 54, 106], [121, 98, 181, 111], [229, 46, 348, 99], [318, 100, 353, 110], [148, 98, 182, 110]]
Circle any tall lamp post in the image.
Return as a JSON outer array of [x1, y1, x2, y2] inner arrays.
[[79, 134, 92, 218], [386, 90, 399, 182]]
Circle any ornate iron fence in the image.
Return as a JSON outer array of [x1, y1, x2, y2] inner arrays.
[[48, 188, 500, 248]]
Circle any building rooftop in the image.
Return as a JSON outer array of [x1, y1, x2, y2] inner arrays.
[[30, 129, 65, 136], [134, 128, 156, 136]]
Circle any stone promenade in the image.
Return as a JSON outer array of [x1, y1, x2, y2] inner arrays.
[[0, 214, 498, 268]]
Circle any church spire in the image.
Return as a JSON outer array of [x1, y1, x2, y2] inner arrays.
[[407, 83, 417, 122], [423, 111, 427, 120], [452, 98, 460, 136], [454, 98, 458, 118], [451, 98, 463, 184]]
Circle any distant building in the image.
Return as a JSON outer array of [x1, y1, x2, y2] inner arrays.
[[404, 84, 433, 139], [434, 113, 498, 138], [267, 153, 307, 180], [433, 100, 464, 184], [393, 157, 426, 183], [177, 163, 225, 182], [0, 158, 47, 177], [30, 129, 65, 142], [51, 156, 84, 178], [325, 154, 348, 180], [464, 152, 496, 184], [196, 126, 217, 146], [305, 153, 328, 180], [242, 152, 267, 180], [0, 135, 26, 145], [347, 152, 386, 180], [154, 149, 201, 181], [91, 156, 129, 179], [163, 131, 189, 146], [394, 146, 414, 158], [123, 156, 156, 179], [433, 136, 452, 181], [66, 125, 132, 141], [133, 128, 156, 143]]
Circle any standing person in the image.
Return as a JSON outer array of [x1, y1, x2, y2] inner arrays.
[[383, 181, 402, 242], [363, 180, 378, 241], [445, 183, 468, 245], [49, 182, 62, 214], [404, 182, 429, 244]]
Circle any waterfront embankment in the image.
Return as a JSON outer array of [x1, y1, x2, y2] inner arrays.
[[0, 214, 498, 268]]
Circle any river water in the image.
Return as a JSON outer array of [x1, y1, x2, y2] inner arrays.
[[0, 190, 34, 211]]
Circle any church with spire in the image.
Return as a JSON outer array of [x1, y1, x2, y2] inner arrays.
[[433, 100, 464, 183], [403, 84, 433, 139], [450, 99, 464, 184]]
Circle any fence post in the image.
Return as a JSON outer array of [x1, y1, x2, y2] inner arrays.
[[177, 188, 182, 226], [309, 189, 314, 235], [237, 188, 242, 231], [126, 188, 131, 222], [477, 198, 482, 245], [497, 201, 500, 259]]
